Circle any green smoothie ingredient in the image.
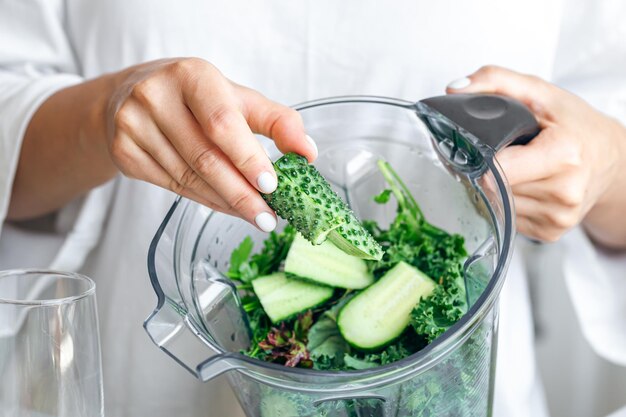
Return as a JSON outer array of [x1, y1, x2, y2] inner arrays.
[[262, 152, 383, 261], [230, 158, 468, 370]]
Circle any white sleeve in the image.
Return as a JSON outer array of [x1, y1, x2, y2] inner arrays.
[[551, 0, 626, 120], [561, 228, 626, 366], [551, 0, 626, 366], [0, 0, 84, 232]]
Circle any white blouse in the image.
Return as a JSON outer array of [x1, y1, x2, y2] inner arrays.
[[1, 1, 626, 416]]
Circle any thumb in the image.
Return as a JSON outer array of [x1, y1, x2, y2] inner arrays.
[[445, 65, 560, 124], [237, 86, 318, 163]]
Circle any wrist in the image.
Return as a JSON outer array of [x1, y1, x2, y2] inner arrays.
[[583, 119, 626, 249], [79, 73, 120, 179]]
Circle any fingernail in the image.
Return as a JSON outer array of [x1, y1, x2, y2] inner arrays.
[[255, 212, 277, 232], [447, 77, 471, 90], [305, 134, 318, 159], [257, 171, 277, 193]]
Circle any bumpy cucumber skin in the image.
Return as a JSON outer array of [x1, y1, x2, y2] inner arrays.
[[262, 153, 383, 260], [251, 272, 334, 323], [337, 262, 436, 351]]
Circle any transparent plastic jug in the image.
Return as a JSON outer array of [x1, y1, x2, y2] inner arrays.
[[144, 95, 539, 416]]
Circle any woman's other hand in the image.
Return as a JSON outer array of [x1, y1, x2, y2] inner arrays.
[[447, 65, 626, 249]]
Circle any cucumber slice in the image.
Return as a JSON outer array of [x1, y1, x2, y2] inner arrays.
[[251, 272, 333, 323], [337, 262, 436, 350], [327, 215, 382, 261], [262, 153, 383, 261], [284, 233, 373, 289]]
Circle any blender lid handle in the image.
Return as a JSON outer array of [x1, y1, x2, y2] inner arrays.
[[419, 94, 540, 151]]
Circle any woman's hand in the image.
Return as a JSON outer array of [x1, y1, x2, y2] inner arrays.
[[106, 58, 316, 232], [10, 57, 315, 229], [447, 66, 626, 248]]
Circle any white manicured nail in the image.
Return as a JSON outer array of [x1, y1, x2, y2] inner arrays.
[[305, 134, 318, 158], [255, 212, 276, 232], [447, 77, 471, 90], [257, 171, 277, 193]]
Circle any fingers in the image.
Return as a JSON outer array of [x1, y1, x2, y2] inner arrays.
[[118, 99, 233, 207], [446, 65, 563, 125], [144, 95, 277, 230], [514, 205, 562, 243], [237, 86, 318, 162], [444, 64, 614, 244], [111, 58, 319, 233], [112, 91, 277, 231], [512, 172, 586, 210], [171, 63, 279, 197], [515, 216, 558, 243], [111, 132, 237, 216], [513, 194, 580, 242], [495, 127, 583, 186]]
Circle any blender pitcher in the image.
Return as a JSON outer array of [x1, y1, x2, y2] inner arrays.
[[144, 95, 539, 417]]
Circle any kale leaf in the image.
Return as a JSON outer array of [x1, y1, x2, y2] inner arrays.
[[343, 330, 428, 370], [411, 273, 468, 343]]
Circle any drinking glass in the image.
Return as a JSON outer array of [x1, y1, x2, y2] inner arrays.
[[0, 270, 104, 417]]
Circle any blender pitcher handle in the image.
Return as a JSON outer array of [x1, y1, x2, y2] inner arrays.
[[144, 253, 251, 381], [144, 300, 219, 378], [144, 301, 248, 381], [419, 94, 540, 150]]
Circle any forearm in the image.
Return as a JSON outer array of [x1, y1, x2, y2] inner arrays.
[[5, 57, 314, 230], [7, 74, 118, 220], [583, 119, 626, 250]]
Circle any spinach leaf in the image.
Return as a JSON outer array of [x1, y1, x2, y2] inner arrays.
[[307, 299, 351, 370]]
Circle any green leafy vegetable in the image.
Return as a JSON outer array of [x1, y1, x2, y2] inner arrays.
[[342, 330, 428, 369], [257, 311, 314, 368], [411, 273, 468, 342], [307, 299, 351, 370], [373, 188, 392, 204], [227, 236, 254, 278], [342, 354, 378, 370], [244, 306, 271, 359], [227, 225, 296, 284]]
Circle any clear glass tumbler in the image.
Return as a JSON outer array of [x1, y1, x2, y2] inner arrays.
[[0, 270, 104, 417]]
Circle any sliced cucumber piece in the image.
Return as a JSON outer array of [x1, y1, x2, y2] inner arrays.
[[337, 262, 436, 350], [251, 272, 333, 323], [284, 233, 373, 289], [327, 215, 382, 261], [262, 153, 383, 261]]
